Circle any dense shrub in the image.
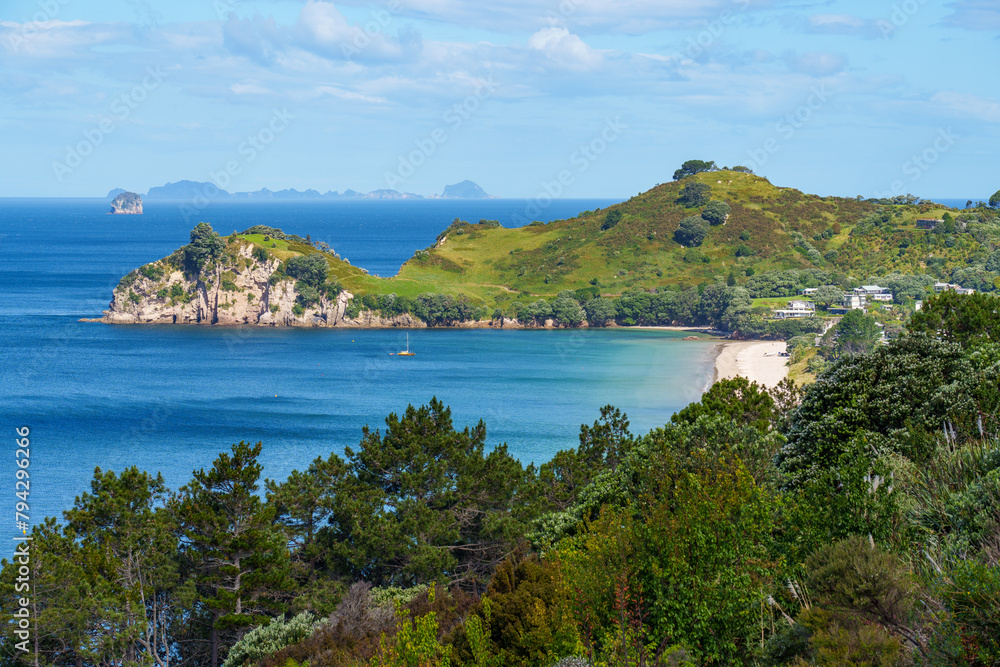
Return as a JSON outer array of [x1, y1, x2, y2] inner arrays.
[[674, 216, 708, 247], [701, 200, 731, 225]]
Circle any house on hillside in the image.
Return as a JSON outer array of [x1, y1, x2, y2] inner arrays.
[[853, 285, 894, 303], [799, 288, 818, 296], [934, 282, 976, 295], [843, 294, 866, 310], [774, 300, 816, 319], [916, 219, 942, 229]]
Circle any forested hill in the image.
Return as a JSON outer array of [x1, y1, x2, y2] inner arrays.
[[105, 168, 1000, 327]]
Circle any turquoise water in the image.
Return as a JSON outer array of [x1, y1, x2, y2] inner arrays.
[[0, 199, 716, 527]]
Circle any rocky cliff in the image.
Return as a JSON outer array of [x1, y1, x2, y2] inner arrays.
[[109, 192, 143, 214], [100, 241, 359, 326], [96, 225, 555, 328]]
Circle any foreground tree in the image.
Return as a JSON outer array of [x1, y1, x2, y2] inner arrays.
[[65, 467, 184, 667], [324, 398, 532, 588], [908, 291, 1000, 348], [172, 441, 292, 667], [833, 309, 881, 357]]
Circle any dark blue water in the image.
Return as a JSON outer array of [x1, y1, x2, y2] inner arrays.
[[1, 198, 717, 529]]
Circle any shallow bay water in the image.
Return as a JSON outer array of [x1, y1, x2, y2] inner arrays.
[[0, 198, 716, 527]]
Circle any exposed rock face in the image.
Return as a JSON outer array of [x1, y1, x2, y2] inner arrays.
[[102, 242, 352, 326], [109, 192, 143, 214], [99, 237, 538, 328]]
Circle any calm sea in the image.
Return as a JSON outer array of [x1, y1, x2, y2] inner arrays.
[[0, 198, 718, 528]]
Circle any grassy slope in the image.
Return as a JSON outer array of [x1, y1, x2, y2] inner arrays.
[[226, 171, 975, 307]]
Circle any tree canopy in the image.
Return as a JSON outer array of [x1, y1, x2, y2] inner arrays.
[[678, 181, 711, 207], [909, 291, 1000, 348], [701, 199, 731, 225], [184, 222, 225, 273], [672, 159, 716, 180], [674, 216, 708, 247]]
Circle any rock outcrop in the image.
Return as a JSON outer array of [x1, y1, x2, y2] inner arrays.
[[109, 192, 143, 214], [100, 238, 455, 328], [101, 242, 358, 326]]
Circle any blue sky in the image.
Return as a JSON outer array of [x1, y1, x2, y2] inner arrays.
[[1, 0, 997, 198]]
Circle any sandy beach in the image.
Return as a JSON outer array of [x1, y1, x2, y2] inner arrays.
[[714, 341, 788, 388]]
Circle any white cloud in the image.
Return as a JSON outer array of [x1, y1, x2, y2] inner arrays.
[[942, 0, 1000, 31], [333, 0, 780, 34], [931, 91, 1000, 123], [527, 27, 602, 71], [782, 51, 846, 76], [230, 82, 274, 95], [808, 14, 878, 37]]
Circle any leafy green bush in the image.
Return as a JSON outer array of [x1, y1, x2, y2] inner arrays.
[[701, 200, 731, 225], [222, 613, 323, 667], [678, 181, 711, 207], [139, 263, 165, 281], [284, 254, 329, 287], [674, 216, 708, 247], [601, 210, 623, 230]]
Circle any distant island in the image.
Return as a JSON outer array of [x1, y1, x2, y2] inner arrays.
[[109, 192, 143, 215], [441, 180, 493, 199], [109, 179, 493, 201], [92, 165, 998, 337]]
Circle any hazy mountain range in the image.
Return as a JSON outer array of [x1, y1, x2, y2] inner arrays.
[[106, 179, 493, 201]]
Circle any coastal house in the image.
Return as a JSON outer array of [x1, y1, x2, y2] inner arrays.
[[799, 288, 818, 296], [851, 285, 894, 303], [843, 294, 866, 310], [774, 299, 816, 319], [916, 219, 942, 229], [934, 282, 976, 295]]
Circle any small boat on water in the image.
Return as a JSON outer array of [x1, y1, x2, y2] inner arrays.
[[395, 332, 415, 356]]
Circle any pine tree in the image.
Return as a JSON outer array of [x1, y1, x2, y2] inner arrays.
[[172, 441, 291, 667], [325, 399, 530, 589]]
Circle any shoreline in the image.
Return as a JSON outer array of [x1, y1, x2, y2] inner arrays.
[[712, 340, 789, 389]]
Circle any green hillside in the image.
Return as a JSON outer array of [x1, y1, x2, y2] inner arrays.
[[295, 169, 994, 306], [122, 169, 999, 329]]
